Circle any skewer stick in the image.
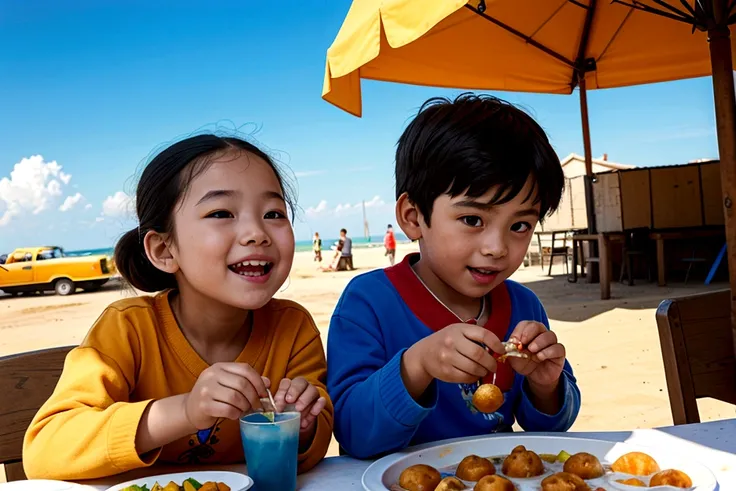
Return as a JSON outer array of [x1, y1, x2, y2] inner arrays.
[[267, 389, 278, 413]]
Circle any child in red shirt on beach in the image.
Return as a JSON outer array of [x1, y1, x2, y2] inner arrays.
[[384, 224, 397, 265]]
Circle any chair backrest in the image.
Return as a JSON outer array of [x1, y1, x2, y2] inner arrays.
[[656, 290, 736, 425], [0, 345, 74, 481], [550, 231, 570, 249]]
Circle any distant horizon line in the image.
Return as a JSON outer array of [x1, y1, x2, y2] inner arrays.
[[54, 233, 408, 254]]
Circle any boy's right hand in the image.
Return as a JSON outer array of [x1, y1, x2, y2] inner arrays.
[[184, 362, 270, 429], [402, 324, 504, 400]]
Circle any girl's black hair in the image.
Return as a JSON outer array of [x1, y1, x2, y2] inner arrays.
[[115, 134, 295, 292], [395, 93, 564, 225]]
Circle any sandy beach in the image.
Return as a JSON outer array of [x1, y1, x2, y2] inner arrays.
[[2, 242, 734, 462]]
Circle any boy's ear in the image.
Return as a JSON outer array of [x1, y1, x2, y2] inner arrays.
[[144, 230, 179, 274], [396, 192, 423, 241]]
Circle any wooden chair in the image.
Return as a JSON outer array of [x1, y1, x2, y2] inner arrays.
[[0, 346, 74, 481], [540, 231, 572, 276], [618, 229, 653, 286], [656, 290, 736, 425]]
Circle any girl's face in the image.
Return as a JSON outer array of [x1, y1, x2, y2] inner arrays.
[[168, 152, 294, 310]]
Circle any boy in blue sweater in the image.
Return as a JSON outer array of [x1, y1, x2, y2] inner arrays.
[[327, 93, 581, 459]]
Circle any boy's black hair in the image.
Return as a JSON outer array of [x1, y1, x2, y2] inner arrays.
[[340, 228, 347, 234], [395, 92, 564, 226]]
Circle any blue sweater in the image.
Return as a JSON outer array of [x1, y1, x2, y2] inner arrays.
[[326, 254, 581, 459]]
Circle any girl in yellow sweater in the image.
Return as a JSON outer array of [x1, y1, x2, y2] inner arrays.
[[22, 134, 333, 480]]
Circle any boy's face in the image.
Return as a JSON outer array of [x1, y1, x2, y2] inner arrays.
[[411, 177, 540, 300]]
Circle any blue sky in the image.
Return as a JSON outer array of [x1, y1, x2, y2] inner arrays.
[[0, 1, 721, 253]]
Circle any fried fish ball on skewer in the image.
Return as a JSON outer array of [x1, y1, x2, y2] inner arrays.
[[472, 384, 504, 414]]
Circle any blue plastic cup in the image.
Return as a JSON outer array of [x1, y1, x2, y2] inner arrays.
[[240, 411, 300, 491]]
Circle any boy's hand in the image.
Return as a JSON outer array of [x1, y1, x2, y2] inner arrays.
[[402, 324, 504, 400], [273, 377, 326, 433], [506, 321, 566, 393], [185, 363, 269, 430]]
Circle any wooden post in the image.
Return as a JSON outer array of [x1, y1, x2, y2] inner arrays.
[[707, 12, 736, 355], [579, 77, 600, 284], [598, 233, 611, 300], [656, 236, 666, 287], [579, 77, 597, 235]]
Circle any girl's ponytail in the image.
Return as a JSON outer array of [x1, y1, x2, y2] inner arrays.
[[114, 228, 176, 292]]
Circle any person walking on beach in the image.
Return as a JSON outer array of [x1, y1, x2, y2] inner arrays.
[[336, 228, 353, 271], [313, 232, 322, 263], [384, 224, 396, 266]]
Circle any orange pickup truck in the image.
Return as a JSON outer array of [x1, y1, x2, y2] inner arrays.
[[0, 246, 117, 296]]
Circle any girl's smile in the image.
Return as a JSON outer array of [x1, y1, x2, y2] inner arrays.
[[228, 254, 275, 283]]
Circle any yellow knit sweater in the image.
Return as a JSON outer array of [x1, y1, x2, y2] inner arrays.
[[22, 291, 333, 480]]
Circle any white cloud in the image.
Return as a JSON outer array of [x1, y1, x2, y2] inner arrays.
[[0, 155, 71, 226], [59, 192, 85, 212], [305, 199, 328, 217], [95, 217, 105, 223], [295, 170, 326, 178], [102, 191, 134, 218], [334, 202, 354, 216], [85, 203, 93, 210], [305, 195, 388, 218], [364, 195, 385, 208]]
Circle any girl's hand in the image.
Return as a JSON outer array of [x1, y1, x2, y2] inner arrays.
[[506, 321, 566, 390], [273, 377, 326, 432], [185, 362, 270, 429]]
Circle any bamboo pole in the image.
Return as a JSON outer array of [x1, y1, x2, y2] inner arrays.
[[707, 12, 736, 354]]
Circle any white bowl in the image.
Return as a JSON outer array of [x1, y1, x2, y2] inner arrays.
[[105, 470, 253, 491]]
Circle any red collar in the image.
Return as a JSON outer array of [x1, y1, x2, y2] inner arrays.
[[384, 253, 512, 338], [385, 253, 515, 391]]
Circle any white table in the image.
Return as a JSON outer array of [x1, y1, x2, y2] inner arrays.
[[74, 419, 736, 490]]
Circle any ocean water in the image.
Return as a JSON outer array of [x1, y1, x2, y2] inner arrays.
[[66, 233, 408, 257]]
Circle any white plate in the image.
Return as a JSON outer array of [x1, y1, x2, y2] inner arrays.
[[105, 471, 253, 491], [0, 481, 96, 490], [362, 435, 718, 491]]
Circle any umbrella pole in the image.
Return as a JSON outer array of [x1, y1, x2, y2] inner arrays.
[[707, 22, 736, 354], [579, 77, 597, 235], [579, 77, 600, 284]]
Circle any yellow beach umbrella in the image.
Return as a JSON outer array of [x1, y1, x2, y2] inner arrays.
[[322, 0, 736, 347], [323, 1, 732, 116]]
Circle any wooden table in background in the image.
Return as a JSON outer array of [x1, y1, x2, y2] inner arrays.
[[649, 228, 725, 286], [571, 232, 625, 300]]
